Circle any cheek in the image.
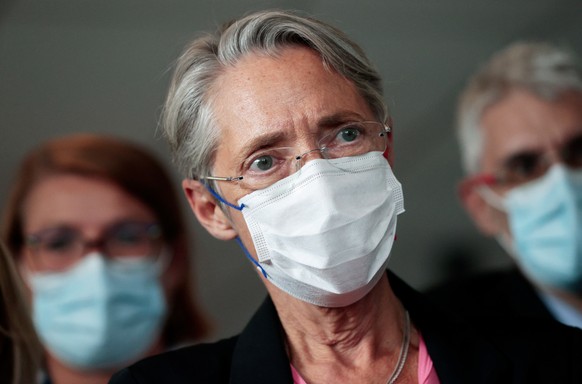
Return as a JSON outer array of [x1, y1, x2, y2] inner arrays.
[[487, 205, 511, 236], [229, 211, 258, 257], [15, 256, 34, 302], [19, 249, 36, 273]]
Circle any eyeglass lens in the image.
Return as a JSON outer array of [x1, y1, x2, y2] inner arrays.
[[500, 135, 582, 185], [26, 221, 163, 272], [239, 122, 387, 189]]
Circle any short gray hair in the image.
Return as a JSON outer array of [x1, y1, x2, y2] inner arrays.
[[456, 41, 582, 175], [160, 9, 388, 180]]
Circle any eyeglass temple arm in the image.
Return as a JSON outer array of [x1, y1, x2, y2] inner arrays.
[[458, 174, 498, 198], [200, 124, 390, 181], [201, 175, 244, 182]]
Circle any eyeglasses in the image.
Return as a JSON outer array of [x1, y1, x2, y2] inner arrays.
[[25, 221, 163, 272], [201, 121, 390, 190], [465, 134, 582, 190]]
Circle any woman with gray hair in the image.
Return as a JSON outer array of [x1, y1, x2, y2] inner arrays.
[[112, 11, 582, 384]]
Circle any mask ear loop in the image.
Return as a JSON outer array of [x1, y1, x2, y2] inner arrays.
[[477, 185, 507, 212], [234, 237, 268, 279], [475, 185, 519, 259], [460, 173, 506, 212], [201, 183, 267, 278], [202, 182, 245, 211]]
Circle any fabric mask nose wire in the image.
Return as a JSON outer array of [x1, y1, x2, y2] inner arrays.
[[203, 183, 267, 278]]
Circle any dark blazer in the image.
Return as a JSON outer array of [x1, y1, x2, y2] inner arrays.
[[110, 271, 582, 383], [426, 267, 554, 321]]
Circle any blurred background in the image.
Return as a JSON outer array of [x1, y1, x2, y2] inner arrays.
[[1, 0, 581, 341]]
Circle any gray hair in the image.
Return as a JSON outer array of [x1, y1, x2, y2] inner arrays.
[[456, 41, 582, 175], [160, 9, 387, 180]]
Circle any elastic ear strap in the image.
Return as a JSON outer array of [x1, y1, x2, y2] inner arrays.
[[201, 185, 264, 276], [477, 186, 506, 212], [203, 183, 245, 211], [235, 237, 268, 278]]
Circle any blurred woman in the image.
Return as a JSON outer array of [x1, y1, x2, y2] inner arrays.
[[1, 133, 209, 384], [0, 240, 41, 384]]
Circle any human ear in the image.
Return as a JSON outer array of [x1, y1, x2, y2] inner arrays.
[[457, 178, 503, 236], [182, 179, 238, 240]]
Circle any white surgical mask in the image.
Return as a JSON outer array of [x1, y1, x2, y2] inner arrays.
[[233, 151, 405, 307], [27, 252, 167, 370], [481, 164, 582, 292]]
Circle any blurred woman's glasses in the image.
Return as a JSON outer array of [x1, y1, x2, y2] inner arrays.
[[25, 221, 163, 272]]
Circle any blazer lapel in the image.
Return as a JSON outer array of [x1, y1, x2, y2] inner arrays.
[[388, 271, 513, 383], [230, 272, 515, 384], [230, 297, 294, 384]]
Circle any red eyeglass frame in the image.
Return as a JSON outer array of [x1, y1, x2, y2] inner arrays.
[[458, 173, 500, 198]]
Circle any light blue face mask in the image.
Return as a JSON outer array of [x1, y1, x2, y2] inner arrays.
[[488, 165, 582, 292], [27, 252, 167, 371]]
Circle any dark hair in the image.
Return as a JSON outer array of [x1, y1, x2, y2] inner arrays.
[[1, 133, 209, 345]]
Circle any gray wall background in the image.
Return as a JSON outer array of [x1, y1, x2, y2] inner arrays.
[[1, 0, 581, 341]]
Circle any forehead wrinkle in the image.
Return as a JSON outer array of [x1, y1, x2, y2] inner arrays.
[[210, 47, 376, 175], [481, 90, 582, 173]]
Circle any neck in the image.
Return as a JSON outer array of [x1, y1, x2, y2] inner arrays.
[[44, 339, 164, 384], [45, 355, 113, 384], [541, 284, 582, 313], [267, 273, 419, 383]]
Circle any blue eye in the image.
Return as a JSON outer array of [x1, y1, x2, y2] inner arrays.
[[250, 155, 275, 172], [337, 127, 360, 143]]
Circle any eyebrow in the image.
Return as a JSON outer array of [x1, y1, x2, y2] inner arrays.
[[231, 130, 290, 171], [498, 146, 542, 167], [230, 111, 371, 170], [317, 111, 370, 127]]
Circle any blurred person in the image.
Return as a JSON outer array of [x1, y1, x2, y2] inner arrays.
[[111, 11, 582, 384], [1, 133, 209, 384], [0, 240, 42, 384], [428, 42, 582, 328]]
